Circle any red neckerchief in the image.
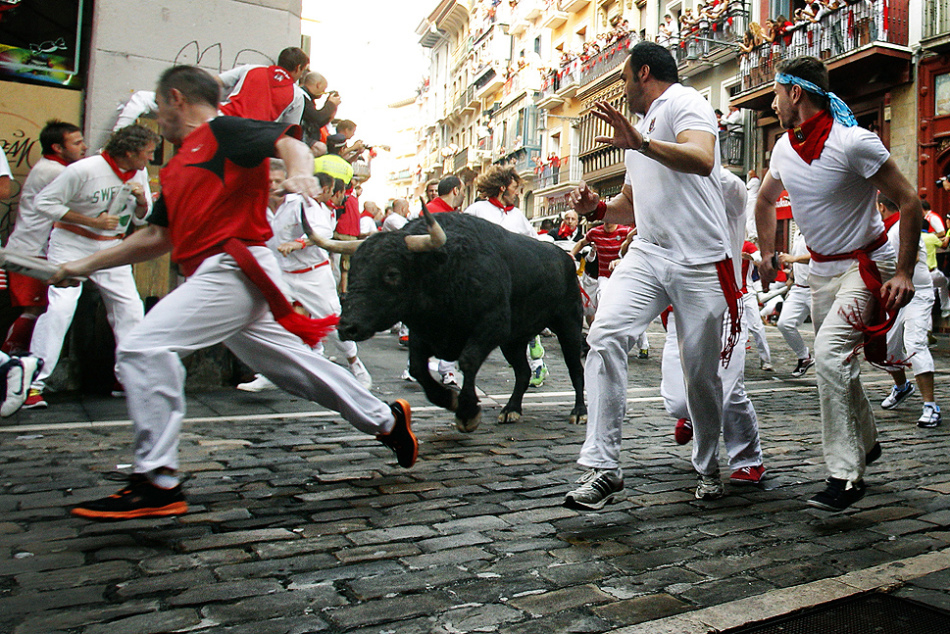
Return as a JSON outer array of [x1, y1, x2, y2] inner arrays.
[[788, 109, 834, 165], [882, 213, 900, 233], [101, 152, 138, 183], [43, 154, 69, 166], [488, 197, 514, 213], [557, 223, 575, 238], [360, 210, 375, 219]]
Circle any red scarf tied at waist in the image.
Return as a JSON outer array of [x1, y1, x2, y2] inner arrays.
[[714, 259, 744, 366], [222, 238, 338, 347], [807, 232, 902, 367]]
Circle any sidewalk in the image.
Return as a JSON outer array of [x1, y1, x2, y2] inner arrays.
[[1, 326, 949, 633]]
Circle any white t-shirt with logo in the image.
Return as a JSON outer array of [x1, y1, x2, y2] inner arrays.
[[624, 83, 729, 266], [769, 122, 893, 277]]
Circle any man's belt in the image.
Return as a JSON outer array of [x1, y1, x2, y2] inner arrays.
[[287, 260, 330, 275], [53, 222, 121, 242]]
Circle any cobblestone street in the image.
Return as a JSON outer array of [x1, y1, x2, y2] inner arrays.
[[2, 325, 949, 633]]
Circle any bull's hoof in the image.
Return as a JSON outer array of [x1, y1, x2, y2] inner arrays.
[[569, 412, 588, 425], [455, 411, 481, 433], [497, 410, 521, 424]]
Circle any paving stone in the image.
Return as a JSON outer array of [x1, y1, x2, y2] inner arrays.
[[0, 585, 106, 615], [507, 584, 614, 616], [168, 578, 283, 605], [138, 548, 253, 574], [592, 592, 690, 625], [347, 564, 473, 600], [496, 609, 612, 634], [177, 527, 298, 551], [10, 600, 161, 634], [324, 590, 455, 629], [346, 524, 436, 546], [200, 585, 346, 625], [81, 608, 201, 634], [113, 568, 215, 599], [15, 560, 135, 591]]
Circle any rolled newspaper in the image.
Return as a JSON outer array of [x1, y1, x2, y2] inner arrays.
[[0, 249, 86, 282]]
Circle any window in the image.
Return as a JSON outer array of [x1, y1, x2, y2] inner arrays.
[[0, 0, 87, 88]]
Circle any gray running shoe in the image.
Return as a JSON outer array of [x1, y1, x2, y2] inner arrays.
[[881, 382, 915, 409], [695, 473, 724, 500], [563, 469, 624, 510]]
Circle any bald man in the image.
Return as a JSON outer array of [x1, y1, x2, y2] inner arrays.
[[301, 71, 341, 144]]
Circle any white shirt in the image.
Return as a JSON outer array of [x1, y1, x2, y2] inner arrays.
[[885, 218, 931, 290], [744, 175, 761, 241], [464, 199, 535, 237], [720, 167, 748, 284], [5, 157, 67, 256], [382, 213, 408, 232], [790, 231, 810, 287], [624, 83, 729, 265], [34, 155, 152, 240], [0, 147, 11, 178], [268, 194, 333, 272], [769, 122, 893, 277], [359, 215, 378, 236]]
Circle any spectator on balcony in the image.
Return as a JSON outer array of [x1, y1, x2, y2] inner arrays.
[[426, 175, 464, 215], [562, 41, 744, 510], [755, 56, 921, 511]]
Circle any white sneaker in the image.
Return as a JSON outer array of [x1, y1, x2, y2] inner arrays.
[[349, 358, 372, 390], [760, 361, 774, 372], [237, 374, 277, 392], [400, 368, 416, 382], [442, 371, 459, 387], [2, 356, 40, 417]]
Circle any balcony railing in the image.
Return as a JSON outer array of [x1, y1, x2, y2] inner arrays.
[[668, 5, 748, 66], [536, 155, 582, 189], [737, 0, 908, 94], [578, 33, 637, 87], [719, 130, 744, 167], [923, 0, 950, 41]]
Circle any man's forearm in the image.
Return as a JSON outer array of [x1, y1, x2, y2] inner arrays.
[[60, 210, 103, 228], [70, 225, 172, 274], [754, 199, 777, 258], [897, 202, 923, 277], [641, 138, 715, 176]]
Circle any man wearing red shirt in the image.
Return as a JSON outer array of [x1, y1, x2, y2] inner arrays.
[[53, 66, 417, 521], [426, 175, 463, 215], [218, 47, 309, 124]]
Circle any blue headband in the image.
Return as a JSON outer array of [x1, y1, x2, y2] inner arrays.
[[776, 73, 857, 127]]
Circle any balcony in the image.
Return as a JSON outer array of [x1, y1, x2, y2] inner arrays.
[[578, 33, 636, 88], [502, 70, 541, 105], [524, 0, 543, 19], [453, 86, 477, 116], [474, 65, 506, 99], [670, 6, 748, 78], [537, 70, 566, 109], [534, 155, 583, 196], [542, 2, 568, 30], [922, 0, 950, 51], [732, 0, 911, 110], [559, 0, 588, 13]]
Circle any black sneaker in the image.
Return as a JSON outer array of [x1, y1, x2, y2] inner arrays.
[[378, 400, 418, 468], [865, 442, 882, 466], [791, 356, 815, 378], [71, 474, 188, 520], [806, 477, 866, 512]]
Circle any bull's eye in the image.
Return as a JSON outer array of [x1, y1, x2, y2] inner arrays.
[[383, 266, 402, 287]]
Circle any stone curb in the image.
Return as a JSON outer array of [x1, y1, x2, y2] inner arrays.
[[603, 547, 950, 634]]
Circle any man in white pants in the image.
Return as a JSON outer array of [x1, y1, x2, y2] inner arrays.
[[756, 56, 919, 512], [740, 239, 773, 370], [53, 66, 417, 521], [877, 194, 941, 428], [776, 229, 815, 377], [464, 165, 549, 388], [562, 42, 742, 510], [25, 125, 157, 409], [661, 167, 766, 485]]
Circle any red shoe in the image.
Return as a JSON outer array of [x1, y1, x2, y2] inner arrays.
[[398, 335, 409, 348], [674, 418, 692, 445], [730, 464, 767, 485], [22, 388, 47, 410]]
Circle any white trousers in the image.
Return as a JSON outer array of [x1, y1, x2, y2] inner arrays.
[[30, 229, 144, 389], [578, 249, 727, 476], [283, 264, 358, 359], [810, 260, 895, 484], [886, 283, 935, 376], [116, 248, 393, 474], [777, 284, 812, 360], [931, 269, 949, 311], [743, 291, 771, 365], [661, 318, 763, 471]]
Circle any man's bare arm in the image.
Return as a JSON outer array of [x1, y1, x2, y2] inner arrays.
[[50, 225, 173, 285], [870, 157, 922, 311], [753, 171, 785, 289]]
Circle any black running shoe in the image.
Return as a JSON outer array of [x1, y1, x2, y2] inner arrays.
[[378, 400, 418, 468], [807, 477, 866, 512], [71, 474, 188, 521]]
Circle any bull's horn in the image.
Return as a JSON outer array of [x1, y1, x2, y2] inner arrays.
[[405, 206, 447, 252], [300, 206, 363, 254]]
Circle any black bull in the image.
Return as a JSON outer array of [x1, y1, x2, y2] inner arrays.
[[336, 212, 587, 433]]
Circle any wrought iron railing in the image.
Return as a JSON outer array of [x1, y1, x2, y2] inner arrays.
[[923, 0, 950, 40], [578, 33, 637, 86]]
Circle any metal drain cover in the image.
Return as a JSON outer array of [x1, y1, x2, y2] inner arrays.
[[722, 592, 950, 634]]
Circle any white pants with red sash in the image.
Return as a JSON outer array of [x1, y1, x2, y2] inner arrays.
[[30, 228, 144, 390], [660, 318, 763, 472], [116, 247, 393, 475], [578, 245, 729, 477], [809, 258, 895, 485], [282, 263, 359, 360], [743, 290, 771, 365]]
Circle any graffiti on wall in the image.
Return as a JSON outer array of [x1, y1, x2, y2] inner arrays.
[[173, 41, 272, 74]]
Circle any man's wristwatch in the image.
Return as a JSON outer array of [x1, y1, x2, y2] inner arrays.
[[637, 133, 651, 154]]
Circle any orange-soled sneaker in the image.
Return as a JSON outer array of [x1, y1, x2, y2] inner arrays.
[[71, 474, 188, 521], [377, 399, 417, 468], [730, 464, 767, 485], [22, 388, 47, 410]]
